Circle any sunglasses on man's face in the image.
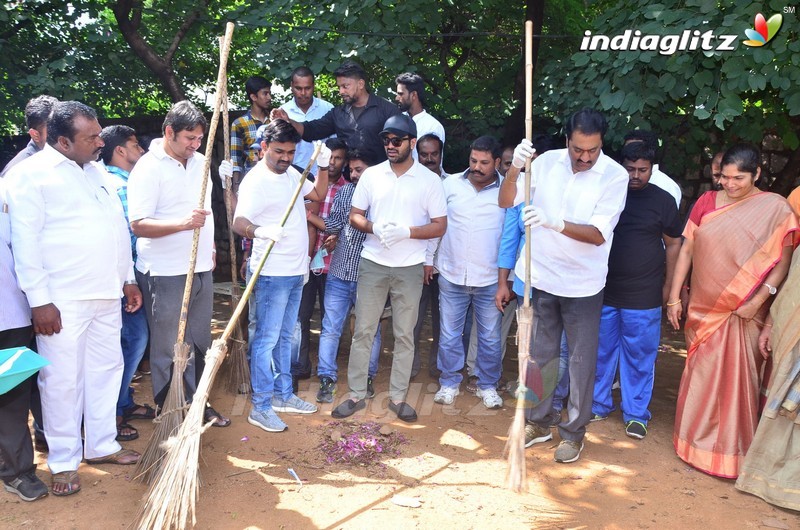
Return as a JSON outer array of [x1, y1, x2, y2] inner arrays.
[[382, 136, 410, 147]]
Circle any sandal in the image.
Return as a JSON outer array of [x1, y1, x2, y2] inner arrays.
[[204, 405, 231, 427], [116, 422, 139, 442], [465, 375, 479, 394], [51, 470, 81, 497], [122, 403, 156, 421], [86, 449, 140, 466]]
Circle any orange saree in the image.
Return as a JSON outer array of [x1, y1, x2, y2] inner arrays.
[[674, 192, 798, 478]]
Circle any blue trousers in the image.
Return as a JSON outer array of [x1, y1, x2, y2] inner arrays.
[[116, 298, 149, 416], [250, 274, 303, 411], [593, 305, 662, 424]]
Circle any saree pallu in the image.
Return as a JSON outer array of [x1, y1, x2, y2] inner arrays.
[[736, 250, 800, 511], [674, 192, 798, 478]]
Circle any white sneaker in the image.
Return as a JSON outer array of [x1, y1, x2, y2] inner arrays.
[[476, 387, 504, 409], [434, 386, 459, 405]]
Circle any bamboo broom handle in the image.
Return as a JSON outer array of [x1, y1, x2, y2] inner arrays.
[[522, 20, 533, 310]]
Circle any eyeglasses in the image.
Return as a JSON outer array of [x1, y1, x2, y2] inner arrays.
[[382, 136, 410, 147]]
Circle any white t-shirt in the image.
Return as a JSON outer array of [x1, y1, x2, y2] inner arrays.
[[650, 164, 682, 208], [128, 138, 214, 276], [235, 162, 314, 276], [352, 160, 447, 267], [513, 148, 628, 297], [410, 110, 446, 163]]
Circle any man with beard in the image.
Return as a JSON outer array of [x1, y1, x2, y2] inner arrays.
[[272, 60, 399, 164], [231, 76, 272, 189], [128, 101, 230, 428], [499, 108, 628, 464], [395, 73, 445, 163], [8, 101, 142, 496], [622, 130, 681, 208], [433, 136, 506, 410], [591, 141, 682, 439], [710, 151, 724, 191], [314, 149, 383, 403], [332, 115, 447, 423], [233, 120, 332, 433], [1, 95, 58, 178], [279, 66, 334, 174]]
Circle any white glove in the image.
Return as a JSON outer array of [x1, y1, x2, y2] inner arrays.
[[381, 224, 411, 248], [315, 141, 332, 168], [253, 224, 285, 242], [521, 205, 565, 232], [512, 139, 536, 169], [372, 221, 393, 243], [219, 160, 233, 189]]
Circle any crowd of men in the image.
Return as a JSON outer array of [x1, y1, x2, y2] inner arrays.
[[0, 58, 696, 501]]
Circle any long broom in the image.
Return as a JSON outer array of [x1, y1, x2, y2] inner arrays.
[[133, 23, 236, 486], [135, 139, 323, 530], [217, 36, 251, 396], [505, 19, 535, 493]]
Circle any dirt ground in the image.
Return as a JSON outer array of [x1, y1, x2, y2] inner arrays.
[[2, 290, 799, 529]]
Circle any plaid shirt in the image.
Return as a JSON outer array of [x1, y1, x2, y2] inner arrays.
[[312, 176, 346, 273], [326, 183, 369, 282], [105, 164, 137, 259], [231, 110, 266, 174]]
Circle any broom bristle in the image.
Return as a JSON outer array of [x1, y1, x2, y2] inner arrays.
[[224, 322, 251, 395], [133, 342, 192, 484]]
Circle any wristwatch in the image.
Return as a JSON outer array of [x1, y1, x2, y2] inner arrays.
[[763, 282, 777, 295]]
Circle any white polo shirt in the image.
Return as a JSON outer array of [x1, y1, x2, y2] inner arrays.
[[128, 138, 214, 276], [513, 148, 628, 298], [235, 162, 314, 276], [7, 145, 134, 307], [352, 159, 447, 268], [436, 170, 505, 287]]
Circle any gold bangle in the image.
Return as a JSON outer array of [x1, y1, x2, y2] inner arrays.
[[246, 224, 255, 239], [666, 300, 682, 307]]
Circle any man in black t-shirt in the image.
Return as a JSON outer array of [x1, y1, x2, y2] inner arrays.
[[592, 142, 682, 440]]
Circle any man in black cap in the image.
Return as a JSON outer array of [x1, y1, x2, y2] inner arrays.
[[331, 114, 447, 423], [271, 60, 399, 164]]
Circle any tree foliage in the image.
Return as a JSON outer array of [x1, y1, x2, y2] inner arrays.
[[539, 0, 800, 191]]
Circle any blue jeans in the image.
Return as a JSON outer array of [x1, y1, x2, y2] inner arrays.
[[317, 275, 381, 381], [593, 305, 661, 424], [250, 274, 303, 411], [116, 297, 149, 417], [438, 276, 502, 390]]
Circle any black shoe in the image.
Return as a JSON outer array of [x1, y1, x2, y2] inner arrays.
[[366, 377, 375, 399], [331, 398, 366, 419], [295, 371, 312, 381], [388, 401, 417, 423], [316, 377, 336, 403], [4, 471, 48, 502], [292, 376, 299, 394]]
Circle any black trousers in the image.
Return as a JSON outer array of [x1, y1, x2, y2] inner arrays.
[[0, 326, 36, 481]]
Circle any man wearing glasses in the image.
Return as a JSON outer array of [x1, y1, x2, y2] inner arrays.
[[331, 115, 447, 423]]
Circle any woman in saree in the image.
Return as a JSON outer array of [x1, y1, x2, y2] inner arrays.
[[735, 205, 800, 511], [666, 144, 798, 478]]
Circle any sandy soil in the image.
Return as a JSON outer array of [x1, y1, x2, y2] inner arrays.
[[1, 292, 798, 529]]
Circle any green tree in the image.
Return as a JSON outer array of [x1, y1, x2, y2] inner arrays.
[[539, 0, 800, 192]]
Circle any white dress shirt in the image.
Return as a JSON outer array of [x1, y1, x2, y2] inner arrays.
[[513, 148, 628, 297], [352, 160, 447, 268], [0, 179, 31, 331], [650, 164, 682, 208], [436, 171, 505, 287], [7, 145, 134, 308], [410, 110, 446, 162], [127, 138, 214, 276], [234, 163, 314, 276], [280, 97, 334, 173]]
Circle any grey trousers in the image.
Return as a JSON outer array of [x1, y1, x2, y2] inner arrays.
[[348, 258, 423, 402], [136, 270, 213, 407], [524, 288, 604, 443]]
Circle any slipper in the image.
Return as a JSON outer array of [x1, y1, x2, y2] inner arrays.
[[86, 449, 140, 466], [465, 375, 479, 394], [51, 471, 81, 497], [331, 398, 366, 419], [388, 401, 418, 423], [122, 403, 156, 421], [116, 422, 139, 442], [204, 406, 231, 427]]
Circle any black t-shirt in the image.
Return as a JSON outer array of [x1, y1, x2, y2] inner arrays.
[[604, 184, 683, 309]]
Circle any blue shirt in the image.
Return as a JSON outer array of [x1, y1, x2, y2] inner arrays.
[[105, 164, 137, 258]]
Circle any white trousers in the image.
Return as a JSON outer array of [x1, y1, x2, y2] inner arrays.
[[36, 299, 123, 473]]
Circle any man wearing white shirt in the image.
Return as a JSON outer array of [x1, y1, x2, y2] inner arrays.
[[499, 108, 628, 464], [395, 73, 446, 163], [8, 101, 142, 495], [232, 120, 332, 433], [279, 66, 334, 174], [332, 114, 447, 423], [434, 136, 506, 410], [128, 101, 229, 427]]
